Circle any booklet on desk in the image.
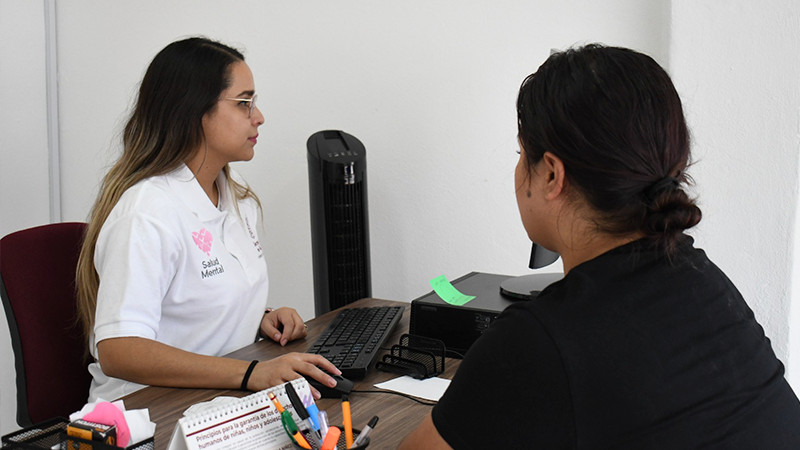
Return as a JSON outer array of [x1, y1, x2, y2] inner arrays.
[[167, 378, 312, 450]]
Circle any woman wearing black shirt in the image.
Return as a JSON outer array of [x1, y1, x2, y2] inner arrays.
[[400, 44, 800, 449]]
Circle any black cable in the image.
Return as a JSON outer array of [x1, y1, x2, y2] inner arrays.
[[445, 349, 465, 359], [351, 389, 438, 406]]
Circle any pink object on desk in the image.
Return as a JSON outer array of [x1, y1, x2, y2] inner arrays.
[[83, 401, 131, 447]]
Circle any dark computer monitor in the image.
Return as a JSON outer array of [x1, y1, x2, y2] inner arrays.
[[499, 243, 563, 300]]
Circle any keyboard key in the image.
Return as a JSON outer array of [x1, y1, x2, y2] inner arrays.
[[306, 306, 403, 379]]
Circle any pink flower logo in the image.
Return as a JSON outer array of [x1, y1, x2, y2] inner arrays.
[[192, 228, 213, 256]]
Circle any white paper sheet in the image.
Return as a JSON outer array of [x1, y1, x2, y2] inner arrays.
[[374, 376, 451, 401]]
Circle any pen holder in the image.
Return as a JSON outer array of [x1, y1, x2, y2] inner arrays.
[[0, 417, 155, 450], [293, 427, 368, 450], [2, 417, 67, 449]]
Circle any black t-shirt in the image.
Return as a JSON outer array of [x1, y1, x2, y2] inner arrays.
[[432, 237, 800, 449]]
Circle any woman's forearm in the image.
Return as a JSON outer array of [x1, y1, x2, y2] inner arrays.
[[97, 337, 250, 389], [96, 336, 341, 395]]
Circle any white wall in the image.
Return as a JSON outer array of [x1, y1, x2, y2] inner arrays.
[[0, 1, 51, 232], [52, 0, 669, 317], [2, 0, 797, 435], [0, 0, 51, 435], [670, 0, 800, 385]]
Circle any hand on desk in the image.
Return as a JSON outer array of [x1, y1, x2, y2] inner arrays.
[[260, 307, 307, 346], [256, 307, 341, 399], [250, 353, 342, 400]]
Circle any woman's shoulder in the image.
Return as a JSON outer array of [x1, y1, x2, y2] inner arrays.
[[115, 173, 184, 214], [104, 168, 201, 231]]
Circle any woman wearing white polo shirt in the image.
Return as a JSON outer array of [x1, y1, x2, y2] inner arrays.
[[76, 37, 340, 402]]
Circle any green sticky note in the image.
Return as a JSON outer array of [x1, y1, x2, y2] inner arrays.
[[429, 275, 475, 306]]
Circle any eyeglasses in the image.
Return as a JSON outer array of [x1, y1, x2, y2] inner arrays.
[[223, 94, 258, 118]]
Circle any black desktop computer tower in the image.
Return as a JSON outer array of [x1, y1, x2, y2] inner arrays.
[[410, 272, 516, 357], [307, 130, 371, 316], [410, 271, 563, 356]]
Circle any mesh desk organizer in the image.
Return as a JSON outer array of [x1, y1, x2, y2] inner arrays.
[[375, 334, 446, 379], [1, 417, 154, 450]]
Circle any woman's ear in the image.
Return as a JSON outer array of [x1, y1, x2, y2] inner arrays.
[[541, 152, 566, 200]]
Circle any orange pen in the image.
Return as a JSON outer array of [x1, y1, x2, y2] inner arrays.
[[342, 394, 353, 448], [268, 392, 285, 413]]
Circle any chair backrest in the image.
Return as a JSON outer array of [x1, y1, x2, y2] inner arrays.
[[0, 222, 91, 427]]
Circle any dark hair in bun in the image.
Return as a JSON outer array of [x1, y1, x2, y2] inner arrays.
[[516, 43, 702, 254]]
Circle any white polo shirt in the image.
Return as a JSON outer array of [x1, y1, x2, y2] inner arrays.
[[88, 164, 268, 401]]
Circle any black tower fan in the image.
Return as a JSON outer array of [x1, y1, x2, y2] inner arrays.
[[307, 130, 371, 316]]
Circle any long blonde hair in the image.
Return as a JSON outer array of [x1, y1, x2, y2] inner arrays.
[[76, 37, 260, 345]]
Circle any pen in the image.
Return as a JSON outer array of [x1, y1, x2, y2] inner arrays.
[[305, 402, 321, 431], [350, 415, 378, 448], [317, 410, 330, 441], [268, 391, 285, 413], [321, 426, 341, 450], [299, 422, 321, 449], [284, 380, 321, 431], [269, 392, 312, 449], [285, 382, 321, 436], [281, 414, 312, 449], [342, 394, 353, 449]]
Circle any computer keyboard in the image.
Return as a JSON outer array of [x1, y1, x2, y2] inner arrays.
[[307, 306, 403, 379]]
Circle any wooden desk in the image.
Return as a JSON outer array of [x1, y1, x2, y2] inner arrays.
[[121, 298, 460, 450]]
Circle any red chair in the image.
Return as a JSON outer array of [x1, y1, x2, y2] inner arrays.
[[0, 222, 91, 427]]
